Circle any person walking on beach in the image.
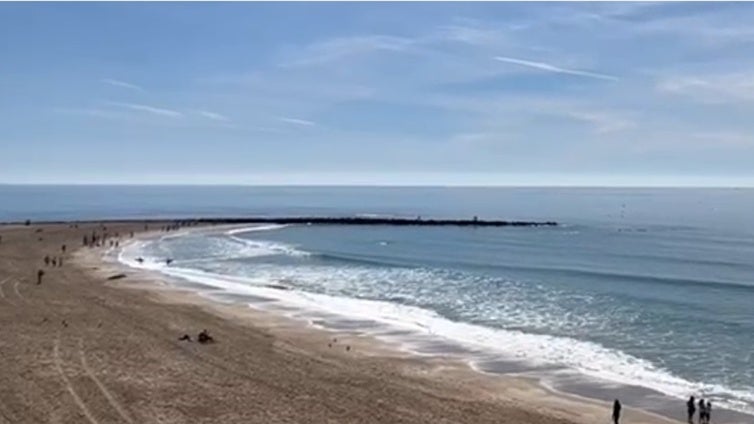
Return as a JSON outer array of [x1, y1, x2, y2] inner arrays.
[[687, 396, 696, 424], [706, 400, 712, 424], [612, 399, 622, 424], [698, 398, 706, 424]]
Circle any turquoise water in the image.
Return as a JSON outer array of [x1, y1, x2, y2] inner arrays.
[[3, 185, 754, 419]]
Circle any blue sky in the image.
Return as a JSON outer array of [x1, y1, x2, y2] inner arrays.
[[2, 2, 754, 186]]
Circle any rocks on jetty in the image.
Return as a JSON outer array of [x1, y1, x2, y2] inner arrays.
[[195, 217, 557, 227]]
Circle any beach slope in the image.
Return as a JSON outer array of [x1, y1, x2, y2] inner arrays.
[[0, 223, 678, 424]]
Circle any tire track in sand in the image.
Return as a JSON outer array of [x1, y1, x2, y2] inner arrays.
[[0, 277, 8, 299], [78, 339, 135, 424], [52, 336, 101, 424], [0, 278, 16, 306], [12, 280, 27, 303]]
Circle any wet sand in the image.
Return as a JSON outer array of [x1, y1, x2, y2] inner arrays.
[[0, 222, 688, 423]]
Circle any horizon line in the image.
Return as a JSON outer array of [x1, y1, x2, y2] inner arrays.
[[2, 182, 754, 189]]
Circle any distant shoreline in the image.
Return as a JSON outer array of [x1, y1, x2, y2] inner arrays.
[[1, 216, 558, 227]]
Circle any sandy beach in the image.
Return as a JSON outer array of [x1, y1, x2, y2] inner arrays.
[[0, 222, 683, 424]]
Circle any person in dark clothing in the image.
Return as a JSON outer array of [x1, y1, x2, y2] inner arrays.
[[698, 398, 707, 424], [36, 269, 44, 285], [706, 400, 712, 424], [688, 396, 696, 424], [612, 399, 622, 424]]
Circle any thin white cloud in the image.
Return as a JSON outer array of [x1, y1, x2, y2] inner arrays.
[[107, 102, 183, 118], [100, 78, 145, 92], [279, 35, 415, 67], [690, 131, 753, 147], [447, 131, 513, 149], [436, 23, 507, 46], [494, 56, 619, 81], [656, 73, 754, 103], [568, 111, 635, 134], [196, 110, 230, 122], [278, 117, 316, 126], [53, 107, 128, 119], [631, 12, 754, 45]]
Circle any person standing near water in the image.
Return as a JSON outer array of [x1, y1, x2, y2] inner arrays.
[[706, 400, 712, 424], [698, 398, 706, 424], [687, 396, 696, 424], [612, 399, 622, 424]]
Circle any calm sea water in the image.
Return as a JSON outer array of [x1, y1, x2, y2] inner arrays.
[[3, 185, 754, 418]]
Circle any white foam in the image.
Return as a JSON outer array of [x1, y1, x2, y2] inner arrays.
[[223, 224, 309, 258], [117, 234, 754, 417], [227, 235, 310, 258], [226, 224, 289, 235]]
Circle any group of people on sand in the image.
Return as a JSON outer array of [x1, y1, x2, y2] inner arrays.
[[688, 396, 713, 424], [43, 244, 67, 267], [38, 244, 69, 283], [83, 229, 122, 248], [611, 396, 713, 424]]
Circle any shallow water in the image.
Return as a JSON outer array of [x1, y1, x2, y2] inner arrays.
[[4, 185, 754, 421]]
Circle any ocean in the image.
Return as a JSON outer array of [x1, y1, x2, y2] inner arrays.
[[2, 185, 754, 421]]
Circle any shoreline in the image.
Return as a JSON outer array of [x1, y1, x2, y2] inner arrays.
[[107, 224, 694, 424], [0, 221, 746, 423], [1, 216, 558, 228]]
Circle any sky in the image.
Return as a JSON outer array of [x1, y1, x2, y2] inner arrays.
[[2, 2, 754, 186]]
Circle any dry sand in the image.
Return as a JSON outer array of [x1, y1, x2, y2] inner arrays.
[[0, 222, 682, 424]]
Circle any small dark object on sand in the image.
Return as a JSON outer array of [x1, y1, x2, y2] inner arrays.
[[328, 343, 332, 348], [179, 334, 192, 342], [106, 273, 127, 281], [97, 322, 102, 328], [62, 320, 68, 327], [35, 228, 42, 233], [198, 329, 214, 344], [37, 269, 44, 285], [346, 345, 351, 352]]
